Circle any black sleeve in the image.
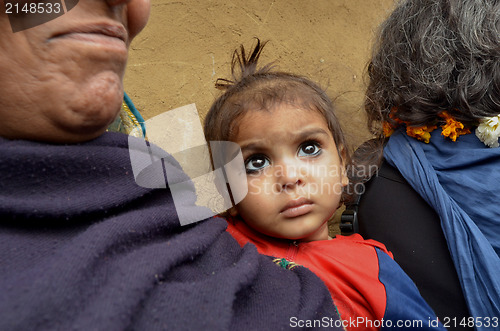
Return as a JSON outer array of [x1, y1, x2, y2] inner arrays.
[[357, 161, 472, 330]]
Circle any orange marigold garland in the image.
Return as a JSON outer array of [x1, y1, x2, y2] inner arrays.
[[439, 112, 471, 142], [406, 125, 437, 144], [383, 121, 395, 137], [382, 107, 402, 138], [383, 108, 500, 147], [382, 108, 472, 143]]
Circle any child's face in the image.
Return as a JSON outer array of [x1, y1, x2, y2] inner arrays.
[[231, 104, 348, 242]]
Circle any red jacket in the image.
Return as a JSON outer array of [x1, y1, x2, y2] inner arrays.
[[225, 218, 444, 330], [226, 218, 391, 329]]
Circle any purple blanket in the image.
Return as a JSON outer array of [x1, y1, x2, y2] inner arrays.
[[0, 132, 340, 330]]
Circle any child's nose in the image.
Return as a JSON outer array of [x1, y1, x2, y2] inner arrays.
[[276, 159, 305, 189]]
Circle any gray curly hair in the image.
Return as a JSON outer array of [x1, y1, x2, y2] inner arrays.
[[365, 0, 500, 136]]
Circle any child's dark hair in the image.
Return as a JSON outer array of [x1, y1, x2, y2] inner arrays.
[[204, 39, 349, 167]]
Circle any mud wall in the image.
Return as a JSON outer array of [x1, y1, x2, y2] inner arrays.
[[124, 0, 395, 149]]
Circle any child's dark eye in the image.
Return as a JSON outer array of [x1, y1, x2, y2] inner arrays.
[[298, 141, 321, 157], [245, 155, 270, 173]]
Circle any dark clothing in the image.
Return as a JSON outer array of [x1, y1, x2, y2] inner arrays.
[[358, 161, 472, 330], [0, 132, 340, 330]]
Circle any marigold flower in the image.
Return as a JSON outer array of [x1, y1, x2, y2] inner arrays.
[[383, 121, 395, 137], [406, 125, 437, 143], [440, 112, 471, 142]]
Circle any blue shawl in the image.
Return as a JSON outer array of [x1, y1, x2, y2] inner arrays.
[[384, 129, 500, 324]]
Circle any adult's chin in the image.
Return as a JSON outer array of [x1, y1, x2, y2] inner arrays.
[[53, 72, 125, 142]]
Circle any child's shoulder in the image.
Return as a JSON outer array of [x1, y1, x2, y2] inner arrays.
[[320, 233, 394, 259]]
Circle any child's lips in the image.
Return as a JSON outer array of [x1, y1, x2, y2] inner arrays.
[[280, 197, 313, 218]]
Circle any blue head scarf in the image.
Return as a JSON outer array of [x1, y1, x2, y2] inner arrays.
[[384, 129, 500, 323]]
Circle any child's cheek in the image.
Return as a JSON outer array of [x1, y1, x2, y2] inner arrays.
[[247, 176, 263, 196]]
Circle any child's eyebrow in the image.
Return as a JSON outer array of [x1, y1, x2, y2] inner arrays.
[[294, 128, 330, 142], [239, 129, 330, 152], [239, 142, 264, 153]]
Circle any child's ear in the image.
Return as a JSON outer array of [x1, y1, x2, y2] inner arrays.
[[341, 174, 349, 187]]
